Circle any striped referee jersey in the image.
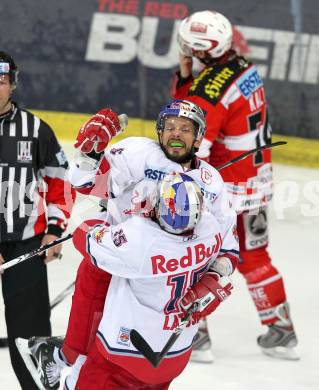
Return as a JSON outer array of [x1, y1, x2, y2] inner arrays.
[[0, 103, 75, 242]]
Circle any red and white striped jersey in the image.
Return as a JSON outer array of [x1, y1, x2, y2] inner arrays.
[[173, 56, 273, 212]]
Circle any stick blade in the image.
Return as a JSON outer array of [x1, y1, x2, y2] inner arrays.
[[130, 329, 160, 367], [0, 337, 8, 348]]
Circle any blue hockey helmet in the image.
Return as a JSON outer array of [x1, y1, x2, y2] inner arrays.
[[156, 99, 206, 140], [156, 172, 203, 234]]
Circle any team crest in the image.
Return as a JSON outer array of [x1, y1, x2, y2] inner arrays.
[[117, 327, 131, 347], [17, 141, 32, 162], [201, 168, 212, 184], [190, 22, 207, 34]]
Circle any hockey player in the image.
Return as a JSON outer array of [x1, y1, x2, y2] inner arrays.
[[16, 100, 239, 389], [73, 172, 235, 388], [172, 10, 298, 361]]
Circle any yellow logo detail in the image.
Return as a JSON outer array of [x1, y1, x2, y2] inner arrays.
[[191, 67, 235, 100], [204, 67, 235, 99]]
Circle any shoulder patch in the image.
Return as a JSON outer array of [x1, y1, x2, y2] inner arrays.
[[188, 59, 250, 105], [56, 149, 67, 165], [236, 66, 263, 99], [111, 228, 127, 247], [92, 225, 109, 243], [110, 147, 124, 155]]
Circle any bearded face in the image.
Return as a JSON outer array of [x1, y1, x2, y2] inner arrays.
[[158, 116, 201, 164]]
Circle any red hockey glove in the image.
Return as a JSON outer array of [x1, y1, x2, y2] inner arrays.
[[74, 109, 122, 153], [180, 272, 233, 321]]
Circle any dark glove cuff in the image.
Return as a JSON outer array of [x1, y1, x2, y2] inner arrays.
[[176, 70, 193, 89], [85, 149, 104, 161], [47, 224, 64, 238]]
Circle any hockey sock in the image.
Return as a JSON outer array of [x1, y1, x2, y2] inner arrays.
[[53, 347, 69, 368], [245, 264, 287, 325]]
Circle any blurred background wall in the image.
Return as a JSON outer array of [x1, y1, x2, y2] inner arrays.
[[1, 0, 318, 150]]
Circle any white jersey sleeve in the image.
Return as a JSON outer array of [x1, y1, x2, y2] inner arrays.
[[68, 152, 102, 192], [68, 137, 160, 197], [104, 137, 156, 197], [87, 217, 155, 279], [187, 161, 239, 274]]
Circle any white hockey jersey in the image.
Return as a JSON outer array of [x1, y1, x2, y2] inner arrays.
[[87, 212, 235, 384], [69, 137, 239, 272]]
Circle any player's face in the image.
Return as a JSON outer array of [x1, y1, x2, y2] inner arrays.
[[0, 74, 13, 114], [159, 116, 201, 164]]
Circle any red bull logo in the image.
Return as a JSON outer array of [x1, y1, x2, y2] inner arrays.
[[93, 226, 109, 243]]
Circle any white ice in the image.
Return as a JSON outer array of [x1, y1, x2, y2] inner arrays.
[[0, 142, 318, 389]]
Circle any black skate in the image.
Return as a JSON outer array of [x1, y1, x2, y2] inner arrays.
[[15, 336, 64, 390], [257, 303, 299, 360]]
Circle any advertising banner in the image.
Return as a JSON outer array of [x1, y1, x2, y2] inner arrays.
[[1, 0, 318, 138]]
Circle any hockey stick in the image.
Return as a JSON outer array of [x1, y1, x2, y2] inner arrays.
[[0, 233, 73, 272], [216, 141, 287, 170], [0, 337, 8, 348], [50, 281, 75, 310], [130, 308, 195, 368]]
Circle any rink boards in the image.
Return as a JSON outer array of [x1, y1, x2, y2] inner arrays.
[[32, 109, 319, 169]]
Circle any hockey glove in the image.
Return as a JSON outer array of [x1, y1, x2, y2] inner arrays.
[[74, 109, 122, 153], [180, 272, 233, 321]]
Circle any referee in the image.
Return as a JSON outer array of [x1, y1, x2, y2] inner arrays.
[[0, 51, 75, 389]]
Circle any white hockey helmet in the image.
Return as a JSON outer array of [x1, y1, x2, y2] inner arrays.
[[178, 10, 233, 59], [156, 99, 206, 140], [156, 172, 203, 235]]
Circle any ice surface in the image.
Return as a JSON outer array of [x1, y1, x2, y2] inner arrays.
[[0, 142, 318, 389]]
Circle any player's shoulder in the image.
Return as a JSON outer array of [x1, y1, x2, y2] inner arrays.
[[233, 58, 264, 99], [189, 56, 255, 105], [190, 160, 225, 190], [109, 216, 158, 251], [106, 137, 163, 171], [120, 215, 159, 236], [110, 137, 159, 153], [195, 209, 219, 233]]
